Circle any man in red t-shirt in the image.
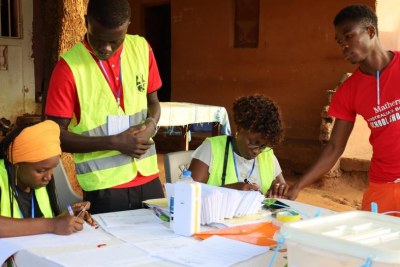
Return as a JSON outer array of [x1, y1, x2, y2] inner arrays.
[[287, 4, 400, 215], [46, 0, 164, 214]]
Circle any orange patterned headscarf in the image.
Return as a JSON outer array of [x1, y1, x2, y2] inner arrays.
[[10, 120, 61, 164]]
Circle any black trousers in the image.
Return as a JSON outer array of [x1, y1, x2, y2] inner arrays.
[[83, 177, 164, 214]]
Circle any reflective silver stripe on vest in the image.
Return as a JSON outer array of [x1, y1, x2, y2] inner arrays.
[[75, 144, 156, 174], [81, 110, 148, 136]]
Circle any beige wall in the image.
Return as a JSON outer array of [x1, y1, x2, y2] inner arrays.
[[130, 0, 375, 171]]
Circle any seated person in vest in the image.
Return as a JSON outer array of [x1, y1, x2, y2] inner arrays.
[[45, 0, 164, 214], [0, 120, 88, 237], [189, 95, 288, 197]]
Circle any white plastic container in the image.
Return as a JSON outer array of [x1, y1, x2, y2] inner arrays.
[[173, 181, 201, 236], [280, 211, 400, 267]]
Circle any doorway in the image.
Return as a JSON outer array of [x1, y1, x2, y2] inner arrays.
[[143, 4, 171, 102], [0, 0, 36, 123]]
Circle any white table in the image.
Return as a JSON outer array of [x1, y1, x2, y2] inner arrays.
[[159, 102, 231, 150], [6, 199, 333, 267]]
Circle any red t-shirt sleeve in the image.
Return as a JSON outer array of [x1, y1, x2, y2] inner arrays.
[[45, 59, 78, 119], [328, 83, 357, 122], [147, 44, 162, 94]]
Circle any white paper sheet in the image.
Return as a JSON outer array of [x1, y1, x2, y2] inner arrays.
[[92, 209, 178, 243], [93, 209, 157, 228], [107, 115, 130, 135], [0, 223, 110, 265], [155, 235, 268, 267], [103, 222, 177, 243], [45, 243, 158, 267], [137, 236, 200, 254]]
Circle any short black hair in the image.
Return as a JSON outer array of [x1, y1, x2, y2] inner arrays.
[[233, 95, 284, 147], [333, 4, 378, 30], [87, 0, 131, 28]]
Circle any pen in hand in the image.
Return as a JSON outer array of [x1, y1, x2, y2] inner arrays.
[[244, 179, 261, 193], [67, 204, 74, 216]]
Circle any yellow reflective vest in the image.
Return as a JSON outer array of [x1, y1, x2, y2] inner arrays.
[[61, 35, 158, 191], [0, 160, 53, 218], [207, 135, 275, 194]]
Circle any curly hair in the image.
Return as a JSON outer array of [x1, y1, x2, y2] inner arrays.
[[333, 4, 378, 32], [233, 95, 283, 147], [87, 0, 131, 28]]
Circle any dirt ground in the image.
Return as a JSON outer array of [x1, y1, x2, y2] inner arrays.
[[62, 153, 366, 212], [285, 173, 366, 212]]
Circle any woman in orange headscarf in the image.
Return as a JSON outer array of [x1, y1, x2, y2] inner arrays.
[[0, 120, 88, 237]]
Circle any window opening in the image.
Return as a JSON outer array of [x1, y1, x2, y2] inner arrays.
[[233, 0, 260, 48], [0, 0, 21, 38]]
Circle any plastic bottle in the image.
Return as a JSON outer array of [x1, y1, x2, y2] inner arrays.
[[169, 196, 174, 229], [179, 170, 194, 181]]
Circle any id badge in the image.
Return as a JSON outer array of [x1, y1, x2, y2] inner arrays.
[[107, 115, 130, 135]]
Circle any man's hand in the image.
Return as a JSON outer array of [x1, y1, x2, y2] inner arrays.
[[114, 124, 154, 158], [286, 183, 301, 200]]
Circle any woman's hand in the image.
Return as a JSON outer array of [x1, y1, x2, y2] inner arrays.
[[266, 179, 289, 198], [223, 182, 260, 191], [52, 215, 84, 235]]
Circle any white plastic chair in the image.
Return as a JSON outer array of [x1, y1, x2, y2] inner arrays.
[[163, 150, 194, 183], [53, 161, 82, 210]]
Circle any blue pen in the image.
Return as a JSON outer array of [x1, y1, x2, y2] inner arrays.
[[67, 204, 74, 216]]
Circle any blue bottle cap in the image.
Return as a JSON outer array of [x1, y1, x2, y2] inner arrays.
[[182, 170, 192, 176]]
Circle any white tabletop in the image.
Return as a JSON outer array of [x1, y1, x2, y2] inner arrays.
[[159, 102, 231, 135], [5, 199, 333, 267]]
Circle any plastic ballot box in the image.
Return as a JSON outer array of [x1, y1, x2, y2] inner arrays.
[[280, 211, 400, 267]]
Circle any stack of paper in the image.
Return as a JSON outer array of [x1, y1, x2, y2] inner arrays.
[[165, 183, 264, 225]]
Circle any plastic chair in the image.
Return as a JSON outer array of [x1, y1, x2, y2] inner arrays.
[[53, 161, 82, 210], [163, 150, 194, 183]]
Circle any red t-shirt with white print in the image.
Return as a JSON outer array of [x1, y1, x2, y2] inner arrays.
[[328, 51, 400, 183]]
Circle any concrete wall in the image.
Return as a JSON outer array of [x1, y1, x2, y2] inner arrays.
[[377, 1, 400, 51], [342, 115, 372, 160], [130, 0, 375, 172]]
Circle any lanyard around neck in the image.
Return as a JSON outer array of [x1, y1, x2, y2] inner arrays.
[[30, 192, 35, 218], [15, 189, 35, 218], [98, 57, 123, 108], [230, 142, 256, 182]]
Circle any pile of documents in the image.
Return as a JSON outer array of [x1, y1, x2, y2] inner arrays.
[[165, 182, 264, 225]]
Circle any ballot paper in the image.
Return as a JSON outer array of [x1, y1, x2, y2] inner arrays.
[[155, 235, 268, 267], [166, 183, 264, 225]]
